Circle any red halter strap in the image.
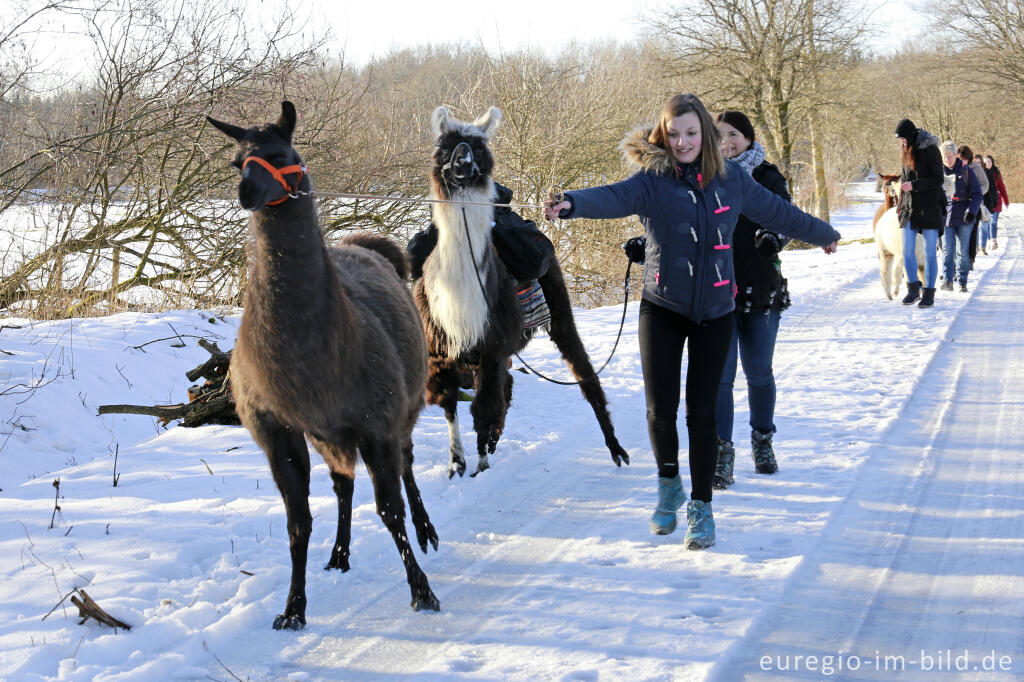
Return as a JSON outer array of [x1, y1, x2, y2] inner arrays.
[[242, 156, 307, 206]]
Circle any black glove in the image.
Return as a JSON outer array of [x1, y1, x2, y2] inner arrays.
[[623, 236, 646, 264], [964, 211, 975, 225], [754, 229, 783, 257]]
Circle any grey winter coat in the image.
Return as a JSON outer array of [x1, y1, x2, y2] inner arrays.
[[561, 127, 841, 323], [970, 161, 990, 197]]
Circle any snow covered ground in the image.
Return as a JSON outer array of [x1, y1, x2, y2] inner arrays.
[[1, 187, 1021, 680]]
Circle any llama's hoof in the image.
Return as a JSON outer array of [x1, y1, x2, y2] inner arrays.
[[411, 590, 441, 612], [609, 443, 630, 467], [469, 456, 490, 477], [415, 521, 439, 553], [448, 457, 466, 479], [272, 613, 306, 630], [323, 551, 350, 572]]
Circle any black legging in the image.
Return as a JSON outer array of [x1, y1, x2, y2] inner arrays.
[[638, 299, 733, 503]]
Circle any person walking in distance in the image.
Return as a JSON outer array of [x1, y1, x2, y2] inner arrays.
[[975, 153, 997, 254], [959, 145, 988, 269], [939, 141, 982, 293], [984, 155, 1010, 251], [894, 118, 945, 308]]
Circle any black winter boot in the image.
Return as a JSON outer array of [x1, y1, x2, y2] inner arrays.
[[918, 287, 936, 308], [901, 281, 922, 305], [751, 430, 778, 474], [713, 439, 736, 490]]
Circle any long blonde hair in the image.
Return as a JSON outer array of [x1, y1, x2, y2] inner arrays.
[[648, 93, 726, 187]]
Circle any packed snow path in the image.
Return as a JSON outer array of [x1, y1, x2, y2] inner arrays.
[[714, 225, 1024, 681], [0, 201, 1020, 680]]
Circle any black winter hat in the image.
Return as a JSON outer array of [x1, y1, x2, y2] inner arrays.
[[894, 118, 917, 141]]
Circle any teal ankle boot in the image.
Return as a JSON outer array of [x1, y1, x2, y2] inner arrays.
[[650, 475, 686, 535], [684, 500, 716, 549]]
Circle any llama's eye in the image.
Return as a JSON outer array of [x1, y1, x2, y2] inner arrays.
[[230, 159, 242, 169]]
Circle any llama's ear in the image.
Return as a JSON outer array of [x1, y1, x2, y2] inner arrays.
[[206, 116, 246, 142], [276, 101, 297, 143], [431, 106, 450, 138], [473, 107, 502, 140]]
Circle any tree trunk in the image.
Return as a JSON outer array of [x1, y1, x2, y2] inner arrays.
[[807, 0, 831, 221]]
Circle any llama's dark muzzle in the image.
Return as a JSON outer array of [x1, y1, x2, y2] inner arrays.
[[443, 142, 480, 187], [238, 177, 270, 212]]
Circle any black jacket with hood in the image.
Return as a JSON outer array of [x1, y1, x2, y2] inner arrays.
[[898, 128, 946, 231], [734, 161, 792, 314]]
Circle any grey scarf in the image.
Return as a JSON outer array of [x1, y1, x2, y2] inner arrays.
[[733, 141, 766, 176]]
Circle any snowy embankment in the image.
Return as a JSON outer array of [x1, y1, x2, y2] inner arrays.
[[1, 189, 1021, 680]]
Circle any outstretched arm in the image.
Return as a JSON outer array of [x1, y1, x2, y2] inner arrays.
[[738, 172, 841, 251], [544, 173, 652, 221]]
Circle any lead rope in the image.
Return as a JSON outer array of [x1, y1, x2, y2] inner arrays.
[[460, 206, 631, 386]]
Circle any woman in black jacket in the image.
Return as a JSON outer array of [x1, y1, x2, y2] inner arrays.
[[711, 111, 790, 490], [894, 118, 945, 307]]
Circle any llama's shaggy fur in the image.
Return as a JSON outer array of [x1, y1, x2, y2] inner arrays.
[[414, 105, 628, 477], [207, 102, 439, 630], [423, 180, 495, 358]]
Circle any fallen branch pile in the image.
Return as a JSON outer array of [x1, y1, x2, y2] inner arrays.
[[98, 339, 239, 427]]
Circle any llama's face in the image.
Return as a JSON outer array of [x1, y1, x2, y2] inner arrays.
[[880, 173, 902, 208], [430, 106, 501, 197], [207, 102, 307, 211]]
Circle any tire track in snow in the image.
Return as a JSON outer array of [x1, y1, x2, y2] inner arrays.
[[711, 221, 1024, 680]]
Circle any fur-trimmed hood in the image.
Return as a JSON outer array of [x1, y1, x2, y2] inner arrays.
[[619, 126, 675, 175], [913, 128, 940, 150]]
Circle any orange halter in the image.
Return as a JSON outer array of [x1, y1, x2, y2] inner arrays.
[[242, 156, 307, 206]]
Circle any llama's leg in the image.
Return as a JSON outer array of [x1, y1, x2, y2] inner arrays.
[[879, 244, 894, 300], [309, 435, 357, 571], [248, 411, 313, 630], [470, 353, 511, 475], [401, 435, 438, 553], [361, 437, 440, 612], [540, 264, 629, 466], [898, 259, 909, 296], [427, 357, 466, 478]]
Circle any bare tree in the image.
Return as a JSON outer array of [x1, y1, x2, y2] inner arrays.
[[930, 0, 1024, 95], [643, 0, 870, 215], [0, 0, 343, 316]]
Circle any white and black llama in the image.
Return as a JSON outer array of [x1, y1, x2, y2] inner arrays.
[[414, 105, 629, 477], [207, 102, 439, 629]]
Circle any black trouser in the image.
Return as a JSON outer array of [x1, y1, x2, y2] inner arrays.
[[969, 215, 979, 265], [638, 299, 733, 503]]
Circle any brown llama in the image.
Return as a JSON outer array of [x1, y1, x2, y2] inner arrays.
[[206, 102, 439, 630], [414, 105, 629, 477]]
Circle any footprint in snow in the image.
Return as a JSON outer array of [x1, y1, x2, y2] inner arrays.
[[449, 656, 481, 673]]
